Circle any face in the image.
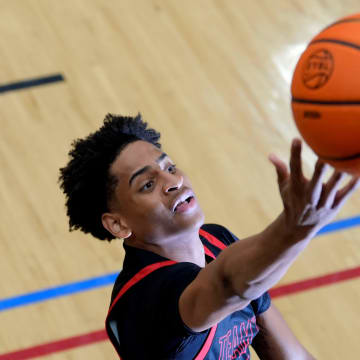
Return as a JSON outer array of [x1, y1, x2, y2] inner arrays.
[[105, 140, 205, 244]]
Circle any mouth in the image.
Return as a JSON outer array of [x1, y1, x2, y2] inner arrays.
[[173, 195, 196, 213], [171, 188, 196, 213]]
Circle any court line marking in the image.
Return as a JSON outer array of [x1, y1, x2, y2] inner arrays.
[[0, 273, 118, 312], [269, 265, 360, 297], [0, 330, 107, 360], [316, 215, 360, 235], [1, 264, 359, 359], [1, 215, 360, 312], [0, 74, 64, 94]]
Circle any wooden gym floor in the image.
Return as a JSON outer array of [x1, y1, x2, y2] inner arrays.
[[1, 1, 360, 359]]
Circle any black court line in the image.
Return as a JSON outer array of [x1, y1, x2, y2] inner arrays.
[[0, 73, 65, 94]]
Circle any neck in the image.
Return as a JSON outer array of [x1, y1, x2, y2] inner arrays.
[[124, 230, 206, 268]]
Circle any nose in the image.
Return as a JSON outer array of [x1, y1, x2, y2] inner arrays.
[[163, 172, 183, 193]]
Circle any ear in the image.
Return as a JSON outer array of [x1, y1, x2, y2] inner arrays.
[[101, 213, 132, 239]]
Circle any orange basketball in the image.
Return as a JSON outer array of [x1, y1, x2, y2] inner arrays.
[[291, 13, 360, 176]]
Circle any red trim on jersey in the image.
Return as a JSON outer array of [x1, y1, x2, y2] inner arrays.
[[105, 260, 176, 359], [203, 245, 216, 259], [199, 229, 227, 250], [194, 324, 218, 360], [107, 260, 176, 314], [107, 228, 229, 359]]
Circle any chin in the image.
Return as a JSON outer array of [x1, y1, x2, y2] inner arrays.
[[187, 208, 205, 229]]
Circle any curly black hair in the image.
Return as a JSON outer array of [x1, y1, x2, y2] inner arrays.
[[59, 113, 162, 241]]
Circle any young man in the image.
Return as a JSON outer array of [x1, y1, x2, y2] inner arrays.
[[59, 114, 359, 359]]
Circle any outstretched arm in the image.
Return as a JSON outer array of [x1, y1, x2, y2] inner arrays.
[[179, 139, 359, 332]]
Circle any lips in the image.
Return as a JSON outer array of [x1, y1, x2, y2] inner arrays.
[[171, 189, 195, 212]]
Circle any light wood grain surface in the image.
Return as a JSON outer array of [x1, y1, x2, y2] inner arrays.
[[1, 1, 360, 358]]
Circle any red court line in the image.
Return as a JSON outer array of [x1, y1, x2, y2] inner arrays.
[[0, 330, 107, 360], [269, 265, 360, 298], [1, 265, 360, 359]]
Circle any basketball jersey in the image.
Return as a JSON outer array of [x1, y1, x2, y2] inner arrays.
[[106, 223, 271, 359]]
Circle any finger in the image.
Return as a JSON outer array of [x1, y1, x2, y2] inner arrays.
[[289, 138, 304, 186], [308, 160, 329, 205], [269, 153, 289, 188], [332, 176, 360, 209], [317, 170, 347, 209]]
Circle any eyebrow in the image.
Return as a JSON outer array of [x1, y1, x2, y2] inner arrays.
[[129, 152, 168, 187]]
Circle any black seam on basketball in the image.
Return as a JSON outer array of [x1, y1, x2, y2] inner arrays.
[[309, 38, 360, 51], [319, 153, 360, 161], [292, 98, 360, 105], [322, 18, 360, 32]]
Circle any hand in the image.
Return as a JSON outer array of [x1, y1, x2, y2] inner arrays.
[[269, 138, 360, 240]]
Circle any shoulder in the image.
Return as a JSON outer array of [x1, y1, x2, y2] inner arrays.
[[200, 223, 240, 246], [111, 260, 202, 303], [108, 261, 204, 348]]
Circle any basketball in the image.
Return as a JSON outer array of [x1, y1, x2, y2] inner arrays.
[[291, 13, 360, 176]]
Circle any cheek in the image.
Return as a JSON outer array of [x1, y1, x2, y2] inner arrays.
[[132, 197, 170, 220], [147, 201, 171, 220]]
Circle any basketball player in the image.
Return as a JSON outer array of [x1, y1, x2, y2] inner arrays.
[[59, 114, 359, 359]]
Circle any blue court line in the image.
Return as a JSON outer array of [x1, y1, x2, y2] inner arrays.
[[0, 74, 65, 94], [1, 215, 360, 312], [316, 215, 360, 235], [0, 272, 118, 312]]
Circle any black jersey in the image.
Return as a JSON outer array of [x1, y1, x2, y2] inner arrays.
[[106, 224, 271, 359]]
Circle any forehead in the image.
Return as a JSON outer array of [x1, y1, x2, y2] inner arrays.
[[110, 140, 163, 181]]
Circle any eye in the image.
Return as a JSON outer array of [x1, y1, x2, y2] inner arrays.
[[139, 165, 176, 192], [141, 180, 154, 191]]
